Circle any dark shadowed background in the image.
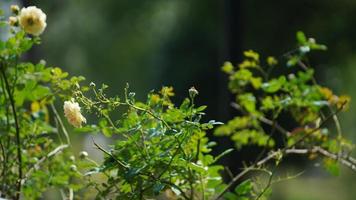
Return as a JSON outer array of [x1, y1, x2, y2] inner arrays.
[[5, 0, 356, 199]]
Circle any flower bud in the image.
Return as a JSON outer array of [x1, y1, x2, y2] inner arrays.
[[299, 46, 310, 53], [39, 59, 46, 66], [8, 16, 18, 26], [288, 73, 296, 80], [70, 164, 77, 171], [10, 5, 20, 15], [308, 38, 316, 44], [79, 151, 88, 159], [189, 87, 198, 99], [69, 155, 75, 162], [89, 82, 96, 88]]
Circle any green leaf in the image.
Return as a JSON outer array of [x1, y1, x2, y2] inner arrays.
[[238, 93, 256, 113], [188, 162, 207, 173], [296, 31, 307, 45], [286, 55, 300, 67], [214, 148, 234, 163], [262, 76, 286, 93], [224, 192, 238, 200], [222, 61, 234, 74], [244, 50, 259, 61], [235, 179, 253, 195], [196, 105, 207, 112], [250, 77, 262, 89], [74, 125, 99, 133], [324, 158, 340, 176]]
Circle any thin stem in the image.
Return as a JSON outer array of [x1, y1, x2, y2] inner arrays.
[[270, 171, 304, 185], [126, 102, 171, 129], [195, 139, 201, 162], [0, 64, 22, 199], [224, 166, 234, 181], [255, 167, 275, 200], [214, 167, 252, 200], [50, 103, 71, 145], [156, 135, 184, 179], [92, 138, 129, 169], [0, 139, 6, 190], [231, 103, 291, 136], [199, 174, 205, 200], [0, 74, 10, 130], [254, 118, 277, 163]]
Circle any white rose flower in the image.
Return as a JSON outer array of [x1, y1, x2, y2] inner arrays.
[[18, 6, 47, 36], [63, 99, 86, 128]]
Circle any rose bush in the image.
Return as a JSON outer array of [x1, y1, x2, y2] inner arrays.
[[0, 4, 355, 200]]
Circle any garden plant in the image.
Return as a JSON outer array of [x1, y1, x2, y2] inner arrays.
[[0, 5, 356, 200]]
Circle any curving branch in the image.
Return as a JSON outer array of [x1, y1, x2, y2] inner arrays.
[[214, 146, 356, 200]]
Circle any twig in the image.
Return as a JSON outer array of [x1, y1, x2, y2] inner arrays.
[[224, 166, 234, 181], [231, 103, 291, 136], [214, 167, 253, 199], [51, 103, 71, 145], [270, 171, 304, 185], [214, 146, 356, 200], [126, 102, 171, 129], [0, 139, 7, 192], [255, 168, 274, 200], [91, 138, 129, 169], [156, 140, 182, 179]]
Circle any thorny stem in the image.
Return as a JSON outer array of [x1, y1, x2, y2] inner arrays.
[[0, 63, 22, 200]]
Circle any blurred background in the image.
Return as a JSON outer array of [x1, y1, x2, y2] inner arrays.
[[3, 0, 356, 199]]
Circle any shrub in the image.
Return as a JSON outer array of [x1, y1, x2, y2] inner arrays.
[[0, 5, 355, 200]]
